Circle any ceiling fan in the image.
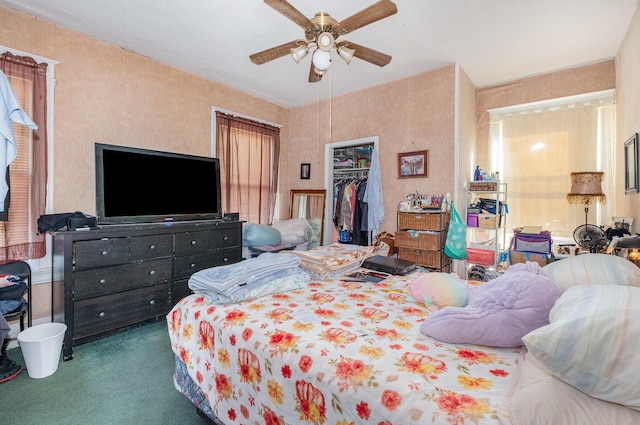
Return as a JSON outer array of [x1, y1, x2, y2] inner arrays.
[[250, 0, 397, 83]]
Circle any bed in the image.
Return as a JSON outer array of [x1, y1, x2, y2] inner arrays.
[[167, 251, 640, 425]]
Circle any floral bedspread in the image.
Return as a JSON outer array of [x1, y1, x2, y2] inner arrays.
[[167, 270, 521, 425]]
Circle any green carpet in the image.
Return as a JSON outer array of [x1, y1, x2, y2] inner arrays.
[[0, 320, 212, 425]]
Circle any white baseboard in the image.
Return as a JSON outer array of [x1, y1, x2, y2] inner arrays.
[[6, 317, 52, 350]]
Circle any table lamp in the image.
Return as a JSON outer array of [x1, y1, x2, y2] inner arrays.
[[566, 171, 606, 225]]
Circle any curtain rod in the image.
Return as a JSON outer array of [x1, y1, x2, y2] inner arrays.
[[211, 106, 282, 128], [487, 89, 615, 116]]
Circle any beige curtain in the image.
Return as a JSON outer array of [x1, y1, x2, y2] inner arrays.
[[489, 98, 615, 242], [0, 52, 48, 263], [216, 112, 280, 224]]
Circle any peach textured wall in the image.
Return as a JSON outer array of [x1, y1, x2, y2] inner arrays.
[[616, 5, 640, 229], [476, 61, 616, 169], [284, 66, 457, 235], [456, 66, 478, 199]]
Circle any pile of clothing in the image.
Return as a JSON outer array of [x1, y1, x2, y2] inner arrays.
[[288, 243, 377, 279], [188, 253, 310, 304], [0, 274, 26, 316]]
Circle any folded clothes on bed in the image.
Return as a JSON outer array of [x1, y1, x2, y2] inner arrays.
[[202, 268, 310, 304], [188, 252, 302, 296], [288, 242, 375, 276]]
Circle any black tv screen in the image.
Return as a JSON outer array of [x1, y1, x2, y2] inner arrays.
[[95, 143, 223, 224]]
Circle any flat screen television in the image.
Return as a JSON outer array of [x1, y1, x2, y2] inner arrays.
[[95, 143, 223, 224]]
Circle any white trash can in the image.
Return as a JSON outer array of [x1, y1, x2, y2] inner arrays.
[[17, 322, 67, 379]]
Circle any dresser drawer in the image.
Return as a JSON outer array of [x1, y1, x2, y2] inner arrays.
[[174, 247, 240, 280], [398, 247, 451, 270], [210, 226, 240, 249], [397, 211, 450, 231], [74, 238, 129, 269], [395, 230, 446, 251], [74, 283, 171, 339], [73, 258, 172, 300], [174, 230, 213, 255], [130, 234, 173, 260]]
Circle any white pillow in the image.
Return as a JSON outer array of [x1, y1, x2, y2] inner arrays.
[[542, 253, 640, 291], [522, 285, 640, 410], [499, 352, 640, 425], [270, 218, 314, 245]]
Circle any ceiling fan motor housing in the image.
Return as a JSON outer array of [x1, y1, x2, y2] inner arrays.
[[308, 12, 338, 39]]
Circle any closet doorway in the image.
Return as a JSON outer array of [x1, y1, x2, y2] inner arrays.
[[323, 136, 379, 246]]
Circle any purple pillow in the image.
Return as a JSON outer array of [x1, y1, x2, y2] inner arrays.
[[420, 270, 561, 347]]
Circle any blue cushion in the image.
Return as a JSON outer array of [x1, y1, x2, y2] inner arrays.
[[242, 223, 281, 247]]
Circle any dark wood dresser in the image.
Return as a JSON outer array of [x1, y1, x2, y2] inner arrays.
[[52, 219, 242, 360]]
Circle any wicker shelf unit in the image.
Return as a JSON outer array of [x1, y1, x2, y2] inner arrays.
[[395, 210, 451, 272]]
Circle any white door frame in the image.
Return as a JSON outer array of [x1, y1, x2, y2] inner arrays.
[[324, 136, 379, 245]]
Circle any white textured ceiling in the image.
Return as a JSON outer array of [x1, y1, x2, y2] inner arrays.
[[0, 0, 637, 108]]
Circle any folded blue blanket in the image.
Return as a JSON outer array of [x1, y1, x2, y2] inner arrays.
[[202, 269, 310, 304], [188, 252, 301, 295]]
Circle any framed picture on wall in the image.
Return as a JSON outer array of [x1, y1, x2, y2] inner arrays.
[[624, 133, 639, 194], [398, 150, 428, 178], [300, 163, 311, 180]]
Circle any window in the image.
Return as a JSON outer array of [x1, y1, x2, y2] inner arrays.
[[214, 111, 280, 224], [489, 91, 615, 242], [0, 51, 50, 264]]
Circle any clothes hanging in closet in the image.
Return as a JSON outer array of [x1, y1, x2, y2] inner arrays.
[[351, 179, 369, 246], [332, 174, 369, 245]]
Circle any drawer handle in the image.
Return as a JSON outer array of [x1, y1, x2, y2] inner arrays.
[[189, 263, 196, 268], [149, 244, 155, 250], [99, 279, 106, 284], [223, 236, 229, 241], [223, 257, 229, 263], [190, 240, 197, 245], [101, 250, 108, 256], [149, 270, 156, 276], [149, 300, 155, 305], [99, 312, 106, 318]]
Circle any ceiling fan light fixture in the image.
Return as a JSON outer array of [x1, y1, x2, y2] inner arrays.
[[290, 43, 309, 63], [313, 67, 327, 76], [312, 49, 331, 71], [316, 32, 335, 52], [337, 45, 355, 64]]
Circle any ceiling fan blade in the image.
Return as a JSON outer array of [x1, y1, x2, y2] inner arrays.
[[264, 0, 318, 31], [333, 0, 397, 36], [250, 40, 301, 65], [337, 41, 392, 67], [308, 62, 322, 83]]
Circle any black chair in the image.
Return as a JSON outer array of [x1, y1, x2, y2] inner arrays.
[[1, 261, 32, 331]]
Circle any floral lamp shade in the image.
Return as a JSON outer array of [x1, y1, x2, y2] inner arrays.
[[566, 172, 606, 204], [567, 171, 606, 226]]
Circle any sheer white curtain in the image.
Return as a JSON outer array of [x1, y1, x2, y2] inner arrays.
[[489, 93, 615, 242]]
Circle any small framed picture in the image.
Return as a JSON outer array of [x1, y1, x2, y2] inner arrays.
[[398, 150, 428, 178], [300, 163, 311, 179]]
